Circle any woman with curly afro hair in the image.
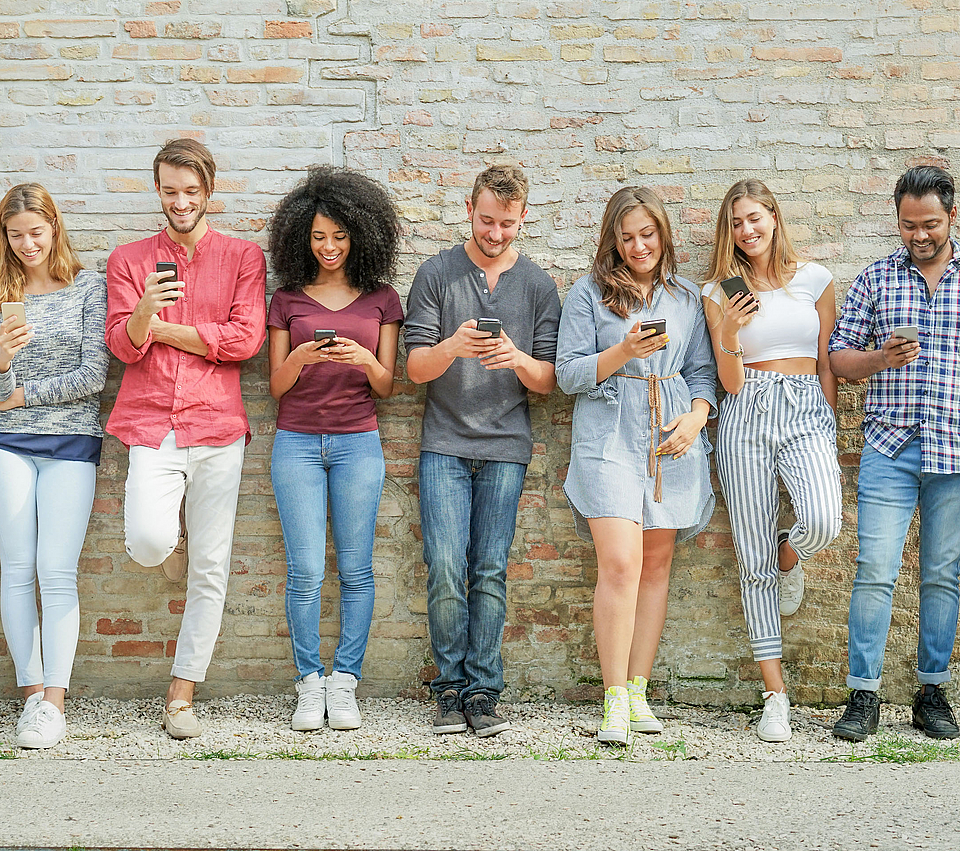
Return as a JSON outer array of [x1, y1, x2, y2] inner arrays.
[[267, 166, 403, 732]]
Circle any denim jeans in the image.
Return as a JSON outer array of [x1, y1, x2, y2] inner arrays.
[[847, 439, 960, 691], [272, 429, 385, 681], [0, 449, 95, 689], [419, 450, 527, 700]]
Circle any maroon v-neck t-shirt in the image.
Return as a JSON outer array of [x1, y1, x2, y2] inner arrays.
[[268, 286, 403, 434]]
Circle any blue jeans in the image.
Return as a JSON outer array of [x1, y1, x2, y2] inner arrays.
[[271, 429, 385, 681], [847, 439, 960, 691], [419, 451, 526, 700]]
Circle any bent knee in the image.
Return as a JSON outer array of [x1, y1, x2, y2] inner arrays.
[[125, 530, 175, 568]]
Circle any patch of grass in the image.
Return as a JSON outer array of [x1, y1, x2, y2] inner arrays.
[[823, 733, 960, 764], [437, 747, 509, 760], [0, 746, 16, 759], [576, 675, 603, 687], [650, 734, 688, 761], [181, 748, 261, 760], [528, 741, 574, 760]]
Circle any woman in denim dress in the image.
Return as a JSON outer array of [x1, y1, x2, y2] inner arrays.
[[556, 187, 716, 744]]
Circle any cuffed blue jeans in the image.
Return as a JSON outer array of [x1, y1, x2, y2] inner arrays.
[[419, 451, 526, 700], [846, 439, 960, 691], [272, 429, 385, 681]]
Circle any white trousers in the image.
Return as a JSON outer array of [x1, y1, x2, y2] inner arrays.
[[0, 449, 95, 689], [125, 430, 244, 682]]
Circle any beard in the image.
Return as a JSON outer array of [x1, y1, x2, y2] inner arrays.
[[907, 233, 951, 265], [472, 228, 513, 259], [163, 197, 208, 234]]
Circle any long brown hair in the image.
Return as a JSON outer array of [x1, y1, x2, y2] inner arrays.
[[704, 179, 800, 305], [0, 183, 82, 302], [592, 186, 680, 319]]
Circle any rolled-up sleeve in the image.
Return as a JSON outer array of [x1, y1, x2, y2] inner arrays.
[[556, 278, 605, 396], [23, 275, 109, 408], [195, 243, 267, 363], [681, 296, 718, 417], [830, 270, 874, 353], [404, 258, 443, 354]]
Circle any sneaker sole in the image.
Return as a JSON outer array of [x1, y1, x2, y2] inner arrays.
[[291, 718, 325, 732], [328, 718, 362, 731], [832, 725, 872, 742], [15, 732, 65, 749], [597, 730, 631, 745], [630, 720, 664, 734], [472, 720, 511, 738], [912, 719, 960, 740], [433, 722, 468, 734], [757, 728, 793, 743]]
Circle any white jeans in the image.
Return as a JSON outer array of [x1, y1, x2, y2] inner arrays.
[[125, 430, 244, 682], [0, 449, 95, 689]]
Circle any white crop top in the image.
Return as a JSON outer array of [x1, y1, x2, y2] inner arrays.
[[701, 263, 832, 362]]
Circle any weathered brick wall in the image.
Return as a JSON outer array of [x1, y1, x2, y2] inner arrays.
[[0, 0, 950, 706]]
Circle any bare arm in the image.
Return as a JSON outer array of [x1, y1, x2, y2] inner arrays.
[[325, 322, 401, 399], [479, 328, 557, 394], [149, 315, 209, 357], [830, 334, 921, 382], [406, 320, 498, 384], [815, 283, 838, 411], [702, 292, 757, 395]]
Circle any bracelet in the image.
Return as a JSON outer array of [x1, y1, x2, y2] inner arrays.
[[719, 341, 743, 357]]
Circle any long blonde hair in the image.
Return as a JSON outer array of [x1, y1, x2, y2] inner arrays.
[[0, 183, 81, 302], [592, 186, 681, 319], [704, 179, 800, 306]]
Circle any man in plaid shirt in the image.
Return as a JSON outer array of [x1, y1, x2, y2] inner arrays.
[[830, 165, 960, 742]]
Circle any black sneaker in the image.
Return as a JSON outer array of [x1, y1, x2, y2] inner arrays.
[[463, 693, 511, 738], [433, 689, 467, 734], [832, 689, 881, 741], [912, 685, 960, 740]]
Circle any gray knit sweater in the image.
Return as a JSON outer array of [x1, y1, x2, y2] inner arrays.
[[0, 270, 109, 437]]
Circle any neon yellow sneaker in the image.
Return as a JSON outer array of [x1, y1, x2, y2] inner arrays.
[[627, 675, 664, 733], [598, 685, 631, 745]]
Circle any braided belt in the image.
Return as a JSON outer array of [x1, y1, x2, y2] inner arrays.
[[612, 371, 680, 503]]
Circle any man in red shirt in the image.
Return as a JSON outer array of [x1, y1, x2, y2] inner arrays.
[[105, 139, 266, 739]]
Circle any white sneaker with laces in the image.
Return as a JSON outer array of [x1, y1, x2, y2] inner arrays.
[[292, 672, 326, 731], [16, 700, 66, 749], [16, 692, 44, 736], [326, 671, 362, 730], [777, 529, 805, 616], [757, 690, 792, 742]]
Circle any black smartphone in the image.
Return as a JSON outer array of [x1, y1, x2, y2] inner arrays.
[[476, 317, 502, 337], [719, 276, 759, 313], [893, 325, 919, 343], [314, 329, 337, 347], [156, 261, 178, 281], [640, 319, 666, 337]]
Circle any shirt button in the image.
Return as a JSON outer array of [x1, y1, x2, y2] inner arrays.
[[172, 414, 177, 419], [483, 289, 488, 293]]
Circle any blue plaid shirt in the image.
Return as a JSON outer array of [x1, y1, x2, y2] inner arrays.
[[830, 239, 960, 474]]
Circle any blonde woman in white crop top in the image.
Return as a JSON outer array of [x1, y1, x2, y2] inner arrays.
[[701, 179, 842, 744]]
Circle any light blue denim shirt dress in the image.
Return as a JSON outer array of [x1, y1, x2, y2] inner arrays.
[[556, 273, 717, 543]]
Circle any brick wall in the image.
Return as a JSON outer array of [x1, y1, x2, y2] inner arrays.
[[0, 0, 950, 706]]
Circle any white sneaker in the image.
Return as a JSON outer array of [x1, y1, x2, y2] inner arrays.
[[292, 672, 326, 731], [777, 529, 805, 616], [326, 671, 361, 730], [757, 690, 792, 742], [16, 700, 66, 749], [16, 692, 44, 736], [626, 675, 664, 733], [598, 686, 631, 745]]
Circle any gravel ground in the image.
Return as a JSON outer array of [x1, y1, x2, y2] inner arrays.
[[0, 695, 944, 762]]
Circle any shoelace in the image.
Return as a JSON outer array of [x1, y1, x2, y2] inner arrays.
[[32, 703, 61, 727], [845, 691, 876, 721], [298, 690, 324, 711], [438, 692, 460, 716], [921, 688, 956, 723], [468, 695, 497, 717], [327, 688, 354, 712], [167, 702, 194, 716]]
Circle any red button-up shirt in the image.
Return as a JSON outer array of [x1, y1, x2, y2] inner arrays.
[[105, 228, 266, 449]]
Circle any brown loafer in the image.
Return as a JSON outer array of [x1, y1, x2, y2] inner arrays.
[[160, 529, 187, 582]]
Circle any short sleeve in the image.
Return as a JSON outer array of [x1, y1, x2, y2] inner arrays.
[[381, 286, 404, 326], [267, 289, 291, 330], [701, 281, 722, 306]]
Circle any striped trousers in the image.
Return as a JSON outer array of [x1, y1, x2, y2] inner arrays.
[[716, 369, 843, 661]]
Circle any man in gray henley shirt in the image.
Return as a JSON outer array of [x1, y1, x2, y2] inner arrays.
[[405, 165, 561, 737]]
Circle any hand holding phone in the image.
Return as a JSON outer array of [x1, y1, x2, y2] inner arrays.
[[719, 276, 759, 314], [476, 317, 502, 338], [640, 319, 667, 338], [1, 302, 32, 368], [314, 329, 338, 348], [893, 326, 919, 343], [1, 302, 26, 329]]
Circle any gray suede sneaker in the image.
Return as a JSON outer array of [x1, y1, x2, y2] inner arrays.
[[464, 693, 510, 738], [433, 689, 467, 734]]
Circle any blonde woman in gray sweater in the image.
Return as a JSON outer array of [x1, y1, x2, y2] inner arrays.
[[0, 184, 108, 749]]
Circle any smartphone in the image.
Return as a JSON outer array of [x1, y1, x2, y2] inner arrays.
[[719, 276, 759, 313], [477, 317, 502, 337], [314, 329, 337, 348], [1, 302, 26, 329], [640, 319, 666, 337], [893, 326, 919, 343], [156, 261, 179, 281]]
